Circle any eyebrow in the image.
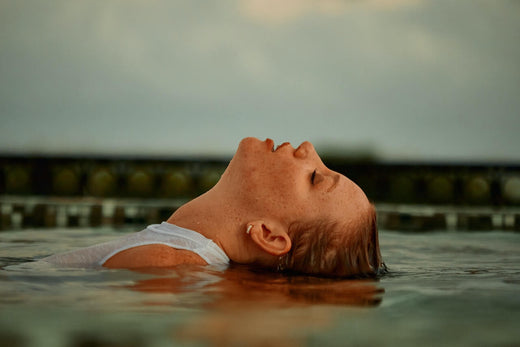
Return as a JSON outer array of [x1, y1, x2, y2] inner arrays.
[[326, 174, 340, 192]]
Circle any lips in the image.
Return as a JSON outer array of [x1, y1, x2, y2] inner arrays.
[[265, 138, 293, 152], [274, 142, 291, 152], [265, 138, 275, 152]]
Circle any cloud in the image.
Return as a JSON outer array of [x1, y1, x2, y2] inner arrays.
[[239, 0, 421, 25]]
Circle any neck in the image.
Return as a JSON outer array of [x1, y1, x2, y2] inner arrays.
[[166, 186, 254, 263]]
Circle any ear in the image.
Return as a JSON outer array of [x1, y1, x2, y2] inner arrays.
[[247, 220, 292, 256]]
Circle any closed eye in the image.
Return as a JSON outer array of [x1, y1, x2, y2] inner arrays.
[[311, 169, 317, 184]]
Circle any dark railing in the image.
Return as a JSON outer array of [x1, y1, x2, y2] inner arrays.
[[1, 155, 519, 231]]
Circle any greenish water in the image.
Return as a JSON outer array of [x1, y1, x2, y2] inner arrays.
[[1, 226, 519, 346]]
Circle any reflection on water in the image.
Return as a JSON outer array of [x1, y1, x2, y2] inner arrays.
[[1, 227, 520, 346], [127, 265, 384, 307], [126, 265, 383, 346]]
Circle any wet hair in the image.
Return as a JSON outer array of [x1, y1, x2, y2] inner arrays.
[[281, 204, 385, 278]]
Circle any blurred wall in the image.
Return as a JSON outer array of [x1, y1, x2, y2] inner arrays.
[[1, 0, 519, 162]]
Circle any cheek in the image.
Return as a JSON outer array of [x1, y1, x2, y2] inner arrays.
[[259, 177, 308, 216], [302, 195, 330, 217]]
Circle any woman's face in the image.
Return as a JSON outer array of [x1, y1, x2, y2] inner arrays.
[[218, 137, 371, 228]]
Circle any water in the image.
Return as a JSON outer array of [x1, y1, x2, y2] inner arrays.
[[1, 226, 519, 346]]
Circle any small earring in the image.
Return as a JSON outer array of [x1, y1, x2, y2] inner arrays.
[[246, 225, 253, 234], [277, 254, 288, 272]]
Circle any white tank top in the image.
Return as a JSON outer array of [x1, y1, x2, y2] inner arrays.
[[42, 222, 230, 267]]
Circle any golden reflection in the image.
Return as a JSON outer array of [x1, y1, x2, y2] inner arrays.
[[125, 265, 384, 345], [125, 265, 383, 345], [127, 264, 384, 307], [178, 305, 333, 347]]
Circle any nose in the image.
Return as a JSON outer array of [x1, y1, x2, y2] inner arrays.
[[294, 141, 316, 159]]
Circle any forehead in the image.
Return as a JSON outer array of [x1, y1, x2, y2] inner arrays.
[[319, 174, 370, 221]]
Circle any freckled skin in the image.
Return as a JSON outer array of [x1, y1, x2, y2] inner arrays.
[[217, 137, 370, 229]]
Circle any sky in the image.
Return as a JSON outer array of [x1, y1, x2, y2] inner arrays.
[[1, 0, 519, 162]]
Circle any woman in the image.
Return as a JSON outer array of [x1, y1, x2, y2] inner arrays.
[[44, 137, 384, 277]]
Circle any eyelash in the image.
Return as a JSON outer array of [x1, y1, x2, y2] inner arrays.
[[311, 169, 317, 184]]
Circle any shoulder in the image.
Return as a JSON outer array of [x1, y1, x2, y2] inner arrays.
[[103, 244, 207, 269]]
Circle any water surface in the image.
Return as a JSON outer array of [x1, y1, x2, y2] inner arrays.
[[1, 226, 519, 346]]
